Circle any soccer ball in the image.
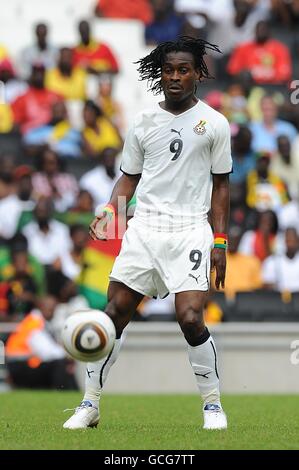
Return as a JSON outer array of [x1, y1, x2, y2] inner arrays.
[[61, 309, 116, 362]]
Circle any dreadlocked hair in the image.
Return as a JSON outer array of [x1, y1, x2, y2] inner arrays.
[[135, 36, 221, 95]]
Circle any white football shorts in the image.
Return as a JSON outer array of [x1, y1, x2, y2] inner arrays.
[[109, 221, 214, 298]]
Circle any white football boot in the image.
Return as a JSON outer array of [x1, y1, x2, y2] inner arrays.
[[63, 400, 99, 430], [203, 403, 227, 430]]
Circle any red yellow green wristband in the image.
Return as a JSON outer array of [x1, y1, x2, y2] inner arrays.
[[101, 204, 115, 221], [214, 232, 228, 250]]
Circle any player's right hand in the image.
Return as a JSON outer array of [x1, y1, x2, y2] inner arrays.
[[89, 214, 108, 241]]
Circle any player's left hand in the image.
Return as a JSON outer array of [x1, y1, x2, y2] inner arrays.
[[211, 248, 226, 289]]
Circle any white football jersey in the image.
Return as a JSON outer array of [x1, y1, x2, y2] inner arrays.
[[121, 99, 232, 232]]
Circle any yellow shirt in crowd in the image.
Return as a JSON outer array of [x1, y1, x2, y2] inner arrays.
[[0, 45, 9, 61], [83, 117, 121, 154], [0, 104, 14, 133], [212, 252, 262, 299], [45, 67, 87, 100]]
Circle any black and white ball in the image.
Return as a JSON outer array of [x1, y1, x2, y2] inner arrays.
[[62, 309, 116, 362]]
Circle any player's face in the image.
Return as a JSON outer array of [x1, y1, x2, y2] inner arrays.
[[161, 52, 200, 103]]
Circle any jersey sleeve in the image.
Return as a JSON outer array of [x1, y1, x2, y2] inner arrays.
[[120, 123, 144, 175], [210, 115, 233, 175]]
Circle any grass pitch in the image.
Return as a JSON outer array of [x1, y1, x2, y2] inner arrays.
[[1, 392, 299, 450]]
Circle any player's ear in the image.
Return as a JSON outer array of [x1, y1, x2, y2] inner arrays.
[[195, 68, 201, 81]]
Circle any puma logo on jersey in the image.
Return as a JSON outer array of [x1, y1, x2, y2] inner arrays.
[[87, 369, 95, 378], [188, 273, 201, 284], [193, 120, 207, 135], [171, 128, 183, 138]]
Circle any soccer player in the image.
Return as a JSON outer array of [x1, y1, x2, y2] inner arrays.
[[63, 37, 232, 430]]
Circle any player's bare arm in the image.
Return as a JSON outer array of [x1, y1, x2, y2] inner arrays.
[[210, 173, 230, 289], [89, 173, 141, 240]]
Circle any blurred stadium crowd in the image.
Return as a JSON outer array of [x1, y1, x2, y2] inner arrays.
[[1, 0, 299, 345]]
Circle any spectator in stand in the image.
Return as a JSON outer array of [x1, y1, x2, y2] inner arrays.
[[0, 154, 17, 181], [278, 199, 299, 235], [262, 227, 299, 292], [22, 197, 72, 268], [230, 126, 255, 185], [291, 133, 299, 175], [176, 0, 270, 58], [145, 0, 184, 45], [4, 249, 38, 321], [80, 147, 121, 207], [97, 75, 125, 134], [246, 151, 289, 212], [73, 20, 119, 74], [221, 81, 250, 124], [60, 224, 89, 281], [24, 100, 82, 159], [270, 135, 299, 200], [54, 190, 95, 228], [6, 295, 78, 390], [239, 209, 282, 261], [20, 23, 58, 79], [81, 100, 122, 158], [46, 48, 87, 101], [212, 225, 262, 299], [0, 44, 10, 61], [71, 189, 94, 214], [0, 234, 45, 297], [227, 20, 292, 84], [229, 181, 254, 231], [31, 148, 78, 212], [250, 96, 298, 153], [0, 101, 14, 136], [222, 70, 270, 123], [6, 165, 36, 235], [0, 243, 40, 322], [271, 0, 299, 28], [0, 59, 16, 134], [0, 44, 15, 74], [11, 65, 61, 135], [0, 163, 35, 239], [0, 57, 28, 105], [94, 0, 153, 24], [175, 0, 230, 46], [0, 172, 29, 241]]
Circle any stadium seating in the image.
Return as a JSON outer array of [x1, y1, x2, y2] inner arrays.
[[226, 291, 297, 322], [290, 292, 299, 316], [0, 133, 22, 159]]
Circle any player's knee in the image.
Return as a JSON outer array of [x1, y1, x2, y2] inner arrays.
[[178, 307, 205, 345]]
